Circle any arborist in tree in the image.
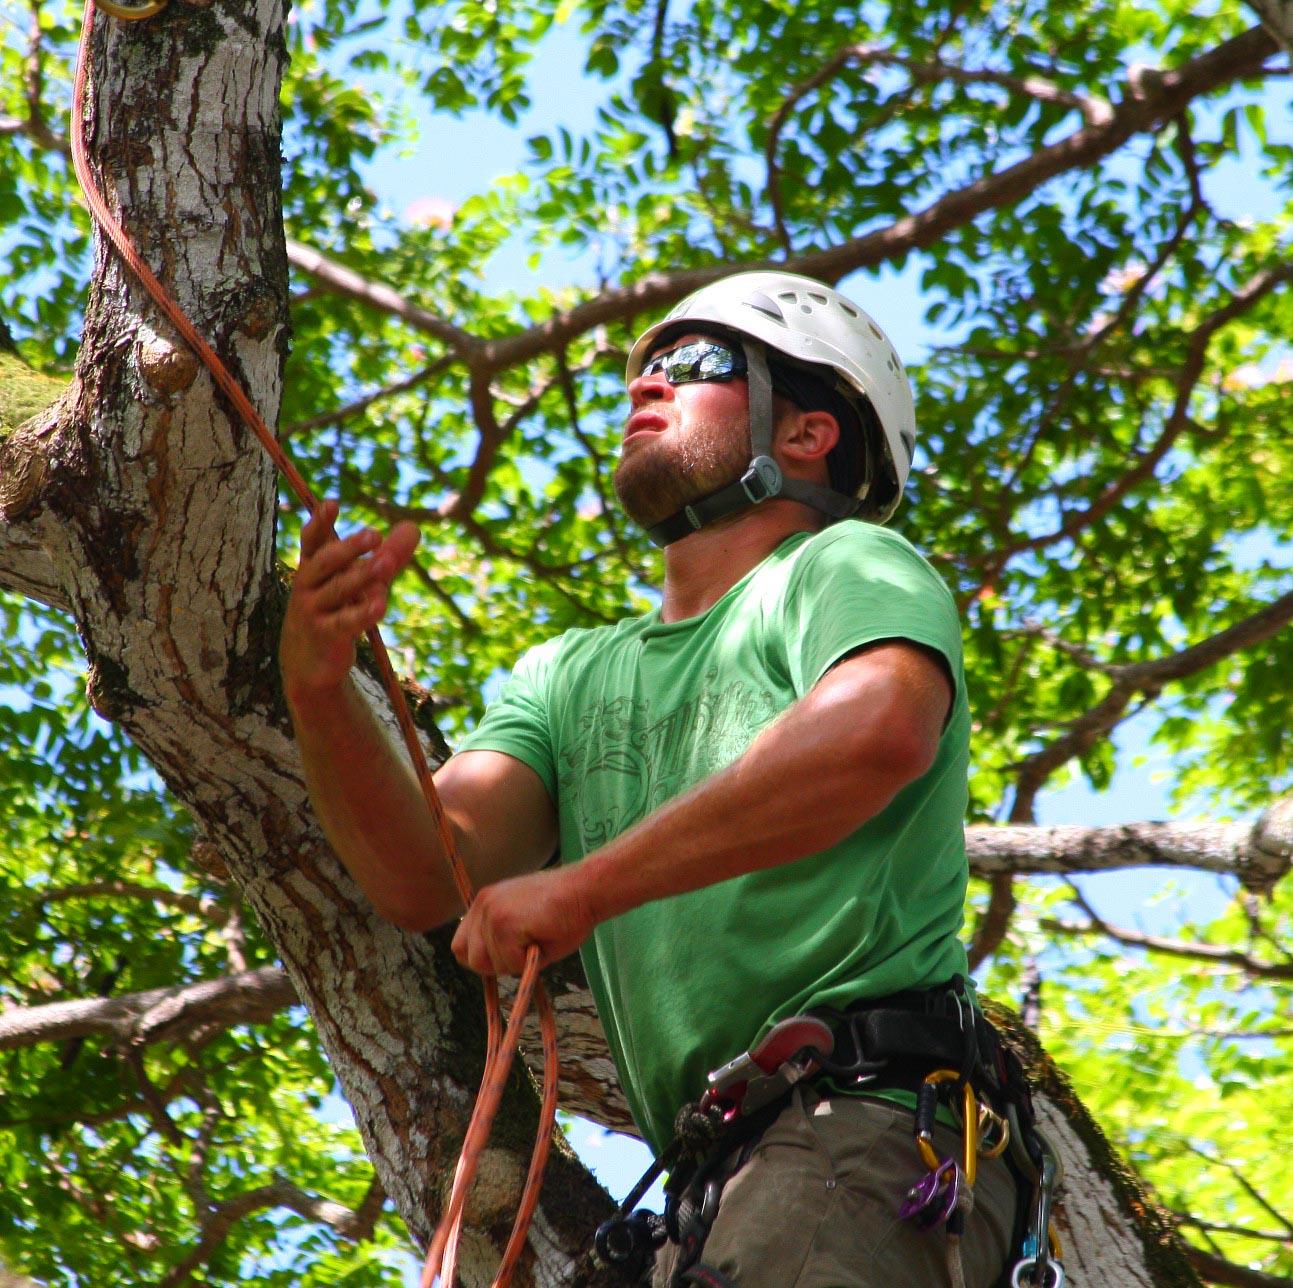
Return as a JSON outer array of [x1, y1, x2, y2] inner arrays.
[[279, 271, 1062, 1288]]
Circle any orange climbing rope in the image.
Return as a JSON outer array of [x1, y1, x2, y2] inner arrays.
[[71, 3, 560, 1282]]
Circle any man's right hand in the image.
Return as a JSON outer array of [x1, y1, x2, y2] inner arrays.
[[280, 500, 421, 701], [278, 499, 558, 935]]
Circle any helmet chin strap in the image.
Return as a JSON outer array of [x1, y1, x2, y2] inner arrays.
[[645, 340, 862, 548]]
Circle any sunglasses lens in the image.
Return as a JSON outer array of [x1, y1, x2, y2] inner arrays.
[[643, 340, 743, 385]]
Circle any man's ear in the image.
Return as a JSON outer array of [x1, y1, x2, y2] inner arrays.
[[777, 408, 840, 468]]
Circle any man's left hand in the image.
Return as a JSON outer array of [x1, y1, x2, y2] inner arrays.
[[450, 867, 595, 977]]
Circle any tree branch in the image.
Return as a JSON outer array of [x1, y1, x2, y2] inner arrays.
[[31, 881, 231, 923], [1174, 1214, 1293, 1245], [981, 261, 1293, 575], [1040, 915, 1293, 979], [992, 173, 1206, 512], [1246, 0, 1293, 54], [474, 26, 1278, 372], [407, 555, 479, 636], [556, 343, 641, 571], [0, 0, 67, 153], [763, 44, 1113, 247], [1184, 1142, 1293, 1240], [260, 27, 1280, 422], [0, 966, 296, 1051], [285, 240, 477, 355], [161, 1175, 384, 1287], [350, 482, 620, 622], [1185, 1247, 1293, 1288], [441, 370, 506, 519], [1010, 588, 1293, 822], [281, 356, 454, 437], [967, 793, 1293, 893], [966, 873, 1016, 970], [0, 523, 66, 608], [0, 385, 73, 609]]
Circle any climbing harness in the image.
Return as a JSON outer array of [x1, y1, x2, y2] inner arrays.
[[70, 6, 559, 1285], [593, 980, 1066, 1288]]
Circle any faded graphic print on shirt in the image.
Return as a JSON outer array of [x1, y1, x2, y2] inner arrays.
[[556, 667, 780, 854]]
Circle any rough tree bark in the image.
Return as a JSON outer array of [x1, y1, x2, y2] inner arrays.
[[1, 1, 1285, 1285]]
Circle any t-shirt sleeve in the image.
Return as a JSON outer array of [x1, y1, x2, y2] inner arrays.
[[455, 637, 561, 799], [782, 525, 964, 700]]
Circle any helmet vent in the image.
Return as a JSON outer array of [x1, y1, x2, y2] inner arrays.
[[867, 322, 885, 341], [840, 302, 858, 317], [745, 291, 786, 323], [809, 291, 828, 304]]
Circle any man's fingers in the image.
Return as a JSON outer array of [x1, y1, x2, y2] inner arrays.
[[324, 590, 387, 637], [298, 527, 380, 590], [299, 500, 339, 558], [451, 897, 532, 979], [313, 558, 387, 613], [451, 914, 494, 977], [384, 521, 421, 570], [299, 521, 418, 598]]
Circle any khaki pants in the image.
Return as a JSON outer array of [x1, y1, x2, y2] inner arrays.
[[652, 1087, 1017, 1288]]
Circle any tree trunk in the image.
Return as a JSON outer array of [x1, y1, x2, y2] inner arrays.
[[0, 2, 1217, 1284]]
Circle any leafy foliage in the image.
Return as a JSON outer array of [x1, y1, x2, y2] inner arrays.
[[1, 0, 1291, 1279]]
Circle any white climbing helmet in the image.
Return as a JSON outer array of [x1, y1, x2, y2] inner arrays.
[[626, 270, 917, 532]]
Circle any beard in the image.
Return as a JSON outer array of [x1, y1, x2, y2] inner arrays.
[[613, 415, 751, 531]]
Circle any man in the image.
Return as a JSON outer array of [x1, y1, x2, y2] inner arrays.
[[280, 271, 1019, 1286]]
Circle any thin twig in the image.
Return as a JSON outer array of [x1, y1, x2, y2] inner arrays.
[[1041, 915, 1293, 980], [282, 356, 453, 437]]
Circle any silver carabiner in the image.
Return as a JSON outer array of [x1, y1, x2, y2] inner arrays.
[[1011, 1257, 1065, 1287]]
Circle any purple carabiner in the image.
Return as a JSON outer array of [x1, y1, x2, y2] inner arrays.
[[899, 1157, 962, 1230]]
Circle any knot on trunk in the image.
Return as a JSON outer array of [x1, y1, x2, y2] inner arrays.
[[0, 398, 64, 521], [138, 330, 200, 395], [1243, 791, 1293, 895]]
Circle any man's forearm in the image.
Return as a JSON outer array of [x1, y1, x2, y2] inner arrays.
[[449, 643, 952, 977], [287, 678, 463, 929]]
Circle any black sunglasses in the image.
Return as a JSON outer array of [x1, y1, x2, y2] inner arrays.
[[640, 338, 748, 386]]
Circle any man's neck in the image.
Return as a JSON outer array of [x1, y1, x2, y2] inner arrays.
[[659, 503, 820, 623]]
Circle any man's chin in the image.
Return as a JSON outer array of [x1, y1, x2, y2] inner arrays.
[[614, 489, 675, 532], [613, 462, 681, 532], [614, 446, 748, 533]]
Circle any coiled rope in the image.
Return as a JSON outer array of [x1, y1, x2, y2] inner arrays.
[[71, 4, 561, 1282]]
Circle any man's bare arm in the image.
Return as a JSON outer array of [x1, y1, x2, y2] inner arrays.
[[281, 502, 557, 931], [452, 641, 952, 975]]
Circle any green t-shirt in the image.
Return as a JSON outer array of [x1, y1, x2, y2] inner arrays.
[[459, 522, 971, 1154]]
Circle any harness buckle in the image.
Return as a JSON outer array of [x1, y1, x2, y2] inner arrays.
[[701, 1015, 834, 1117]]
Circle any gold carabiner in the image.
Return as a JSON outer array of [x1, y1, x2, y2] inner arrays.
[[93, 0, 169, 20], [915, 1068, 979, 1186], [977, 1101, 1011, 1160]]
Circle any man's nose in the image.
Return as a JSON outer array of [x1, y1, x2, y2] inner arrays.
[[627, 369, 674, 406]]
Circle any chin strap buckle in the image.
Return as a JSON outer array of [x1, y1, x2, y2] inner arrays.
[[739, 456, 783, 505]]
